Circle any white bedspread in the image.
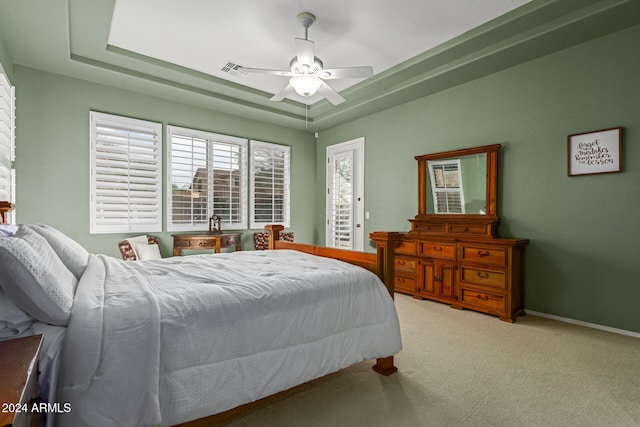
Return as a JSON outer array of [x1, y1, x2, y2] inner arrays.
[[57, 250, 402, 427]]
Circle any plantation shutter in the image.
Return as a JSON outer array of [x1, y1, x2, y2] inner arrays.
[[167, 126, 247, 231], [0, 73, 15, 210], [250, 141, 290, 228], [90, 112, 162, 233]]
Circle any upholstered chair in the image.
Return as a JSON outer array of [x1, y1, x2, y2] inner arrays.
[[253, 231, 294, 250]]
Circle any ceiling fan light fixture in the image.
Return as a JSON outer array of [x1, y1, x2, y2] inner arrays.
[[290, 75, 322, 97]]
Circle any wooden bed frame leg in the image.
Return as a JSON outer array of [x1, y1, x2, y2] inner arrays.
[[373, 356, 397, 376]]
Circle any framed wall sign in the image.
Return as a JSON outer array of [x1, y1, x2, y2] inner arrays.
[[567, 127, 622, 176]]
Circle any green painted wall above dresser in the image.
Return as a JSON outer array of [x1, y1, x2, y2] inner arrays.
[[315, 25, 640, 333]]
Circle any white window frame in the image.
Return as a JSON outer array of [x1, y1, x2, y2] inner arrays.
[[0, 72, 16, 223], [428, 159, 465, 214], [250, 140, 290, 229], [167, 125, 248, 232], [90, 112, 163, 234]]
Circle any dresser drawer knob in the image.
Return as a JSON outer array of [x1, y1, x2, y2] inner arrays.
[[398, 260, 406, 265], [477, 250, 490, 257], [398, 277, 405, 283], [477, 294, 489, 301], [477, 271, 490, 279], [433, 246, 443, 252]]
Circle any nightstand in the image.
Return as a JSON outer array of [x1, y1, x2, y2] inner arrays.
[[0, 334, 43, 427], [172, 232, 242, 256]]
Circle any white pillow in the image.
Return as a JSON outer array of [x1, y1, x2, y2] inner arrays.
[[0, 224, 18, 237], [136, 244, 162, 260], [0, 287, 34, 339], [126, 235, 150, 260], [0, 227, 78, 326], [23, 224, 90, 280]]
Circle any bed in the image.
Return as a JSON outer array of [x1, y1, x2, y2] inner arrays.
[[0, 222, 402, 427]]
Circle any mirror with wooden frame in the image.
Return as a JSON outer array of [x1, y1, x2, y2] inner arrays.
[[412, 144, 500, 237]]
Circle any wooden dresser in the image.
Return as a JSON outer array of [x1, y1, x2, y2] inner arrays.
[[377, 144, 529, 322], [0, 334, 43, 427], [392, 233, 527, 322]]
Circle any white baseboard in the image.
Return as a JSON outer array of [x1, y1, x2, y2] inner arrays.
[[525, 310, 640, 339]]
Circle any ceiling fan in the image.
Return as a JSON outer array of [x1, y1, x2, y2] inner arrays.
[[238, 12, 373, 105]]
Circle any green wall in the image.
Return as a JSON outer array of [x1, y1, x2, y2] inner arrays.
[[316, 25, 640, 333], [13, 66, 316, 257], [0, 34, 11, 80]]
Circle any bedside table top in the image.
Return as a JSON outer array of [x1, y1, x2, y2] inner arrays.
[[0, 334, 43, 427]]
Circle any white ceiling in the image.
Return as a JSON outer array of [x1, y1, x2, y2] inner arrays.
[[108, 0, 531, 105]]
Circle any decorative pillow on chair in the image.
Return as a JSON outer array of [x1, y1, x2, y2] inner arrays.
[[136, 244, 162, 260], [0, 227, 78, 326], [24, 224, 90, 280], [118, 235, 160, 261]]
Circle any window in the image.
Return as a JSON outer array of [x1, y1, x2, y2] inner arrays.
[[167, 126, 247, 231], [250, 141, 290, 229], [428, 160, 465, 214], [0, 72, 15, 223], [90, 112, 162, 233]]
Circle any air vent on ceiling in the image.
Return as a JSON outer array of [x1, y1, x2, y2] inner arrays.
[[221, 61, 243, 75]]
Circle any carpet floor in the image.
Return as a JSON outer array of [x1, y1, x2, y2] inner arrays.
[[222, 294, 640, 426]]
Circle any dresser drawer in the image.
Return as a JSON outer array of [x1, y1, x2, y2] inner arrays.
[[394, 257, 416, 274], [173, 238, 213, 249], [460, 288, 505, 312], [448, 224, 488, 234], [460, 244, 506, 266], [394, 275, 416, 294], [221, 234, 240, 246], [419, 241, 456, 260], [192, 239, 215, 249], [395, 240, 416, 255], [460, 267, 506, 289]]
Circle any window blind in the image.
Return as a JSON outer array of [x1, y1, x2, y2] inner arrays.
[[329, 152, 354, 249], [90, 112, 162, 233], [167, 126, 247, 231], [0, 73, 15, 209], [250, 141, 290, 228]]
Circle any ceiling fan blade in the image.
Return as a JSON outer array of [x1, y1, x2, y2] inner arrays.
[[238, 66, 293, 77], [319, 66, 374, 80], [294, 38, 315, 66], [270, 84, 296, 102], [316, 81, 345, 105]]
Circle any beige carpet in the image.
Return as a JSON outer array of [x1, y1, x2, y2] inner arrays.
[[222, 294, 640, 426]]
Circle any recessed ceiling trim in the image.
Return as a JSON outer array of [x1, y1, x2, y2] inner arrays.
[[23, 0, 634, 132], [70, 53, 310, 124]]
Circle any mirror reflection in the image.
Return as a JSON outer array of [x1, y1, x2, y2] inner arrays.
[[426, 153, 487, 214]]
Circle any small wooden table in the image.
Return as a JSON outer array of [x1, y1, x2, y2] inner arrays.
[[0, 334, 43, 427], [172, 232, 242, 256]]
